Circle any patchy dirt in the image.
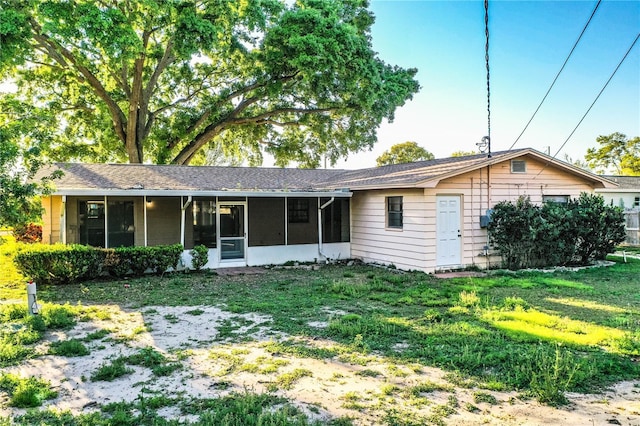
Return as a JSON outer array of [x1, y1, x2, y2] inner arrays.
[[1, 304, 639, 425]]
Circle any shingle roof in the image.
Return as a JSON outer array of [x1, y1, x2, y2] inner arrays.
[[333, 149, 526, 188], [39, 163, 346, 192], [602, 175, 640, 190], [39, 148, 612, 194]]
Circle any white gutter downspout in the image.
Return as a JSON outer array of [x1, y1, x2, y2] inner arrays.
[[180, 196, 193, 247], [318, 197, 335, 260]]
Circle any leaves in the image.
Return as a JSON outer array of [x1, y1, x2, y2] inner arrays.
[[1, 0, 420, 166], [376, 141, 434, 166], [585, 132, 640, 175]]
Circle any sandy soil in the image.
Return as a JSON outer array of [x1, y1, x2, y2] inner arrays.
[[1, 304, 638, 425]]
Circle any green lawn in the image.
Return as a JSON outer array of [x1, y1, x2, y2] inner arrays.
[[1, 240, 639, 424]]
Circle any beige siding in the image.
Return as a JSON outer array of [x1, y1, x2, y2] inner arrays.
[[350, 189, 429, 271], [432, 156, 599, 271], [41, 196, 62, 244], [351, 156, 601, 273]]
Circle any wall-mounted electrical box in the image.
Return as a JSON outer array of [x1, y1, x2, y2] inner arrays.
[[479, 209, 493, 228]]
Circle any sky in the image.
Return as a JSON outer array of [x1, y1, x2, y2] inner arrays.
[[331, 0, 640, 169]]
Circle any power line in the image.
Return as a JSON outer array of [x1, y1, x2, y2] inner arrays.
[[508, 0, 602, 151], [484, 0, 491, 155], [534, 31, 640, 179]]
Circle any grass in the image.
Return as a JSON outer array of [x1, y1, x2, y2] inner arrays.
[[23, 261, 640, 395], [1, 242, 639, 423]]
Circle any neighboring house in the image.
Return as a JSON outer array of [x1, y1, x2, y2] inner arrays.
[[597, 176, 640, 245], [39, 148, 616, 272], [597, 176, 640, 209]]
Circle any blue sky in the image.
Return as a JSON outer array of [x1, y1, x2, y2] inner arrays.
[[334, 0, 640, 169]]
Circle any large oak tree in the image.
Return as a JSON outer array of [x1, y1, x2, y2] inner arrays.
[[0, 0, 419, 167]]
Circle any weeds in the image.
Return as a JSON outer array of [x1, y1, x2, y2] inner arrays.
[[91, 358, 133, 382], [0, 373, 58, 408], [49, 339, 90, 357]]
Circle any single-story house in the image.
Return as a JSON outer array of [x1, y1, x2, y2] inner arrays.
[[596, 176, 640, 245], [596, 175, 640, 209], [38, 148, 617, 272]]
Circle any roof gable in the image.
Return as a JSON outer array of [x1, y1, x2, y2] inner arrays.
[[330, 148, 616, 190]]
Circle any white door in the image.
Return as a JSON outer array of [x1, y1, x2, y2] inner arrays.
[[217, 203, 247, 266], [436, 196, 462, 267]]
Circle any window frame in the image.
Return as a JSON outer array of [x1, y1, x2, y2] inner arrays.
[[542, 195, 570, 204], [511, 160, 526, 173], [288, 198, 310, 223], [386, 196, 403, 229]]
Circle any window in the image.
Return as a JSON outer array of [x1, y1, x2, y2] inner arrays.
[[634, 197, 640, 208], [288, 198, 309, 223], [387, 196, 403, 228], [543, 195, 569, 204], [511, 160, 526, 173], [193, 199, 216, 247]]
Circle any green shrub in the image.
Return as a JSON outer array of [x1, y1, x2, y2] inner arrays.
[[190, 244, 209, 271], [488, 193, 626, 269], [14, 244, 105, 284], [15, 244, 183, 283]]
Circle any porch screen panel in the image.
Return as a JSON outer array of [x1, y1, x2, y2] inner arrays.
[[107, 200, 135, 247], [248, 198, 285, 247], [322, 198, 350, 243], [147, 197, 181, 246], [192, 199, 216, 248], [78, 200, 105, 247], [287, 197, 318, 245]]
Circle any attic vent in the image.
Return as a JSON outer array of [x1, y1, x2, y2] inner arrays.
[[511, 160, 526, 173]]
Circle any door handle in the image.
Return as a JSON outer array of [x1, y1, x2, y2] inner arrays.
[[457, 230, 461, 238]]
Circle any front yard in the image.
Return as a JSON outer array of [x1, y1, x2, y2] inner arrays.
[[0, 246, 639, 425]]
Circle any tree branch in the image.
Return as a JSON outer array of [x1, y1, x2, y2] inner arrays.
[[164, 72, 300, 153], [29, 18, 128, 145]]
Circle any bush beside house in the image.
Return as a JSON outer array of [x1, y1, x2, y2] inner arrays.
[[14, 244, 183, 285], [488, 193, 626, 270]]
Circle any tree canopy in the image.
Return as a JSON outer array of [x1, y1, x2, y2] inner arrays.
[[585, 132, 640, 175], [0, 0, 419, 167], [0, 131, 59, 228], [376, 141, 434, 166]]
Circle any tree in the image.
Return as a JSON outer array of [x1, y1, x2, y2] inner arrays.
[[0, 133, 58, 228], [450, 150, 478, 157], [376, 141, 434, 166], [0, 93, 61, 228], [585, 132, 640, 175], [0, 0, 419, 167]]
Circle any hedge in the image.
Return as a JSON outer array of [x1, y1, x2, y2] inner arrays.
[[15, 244, 183, 285], [487, 193, 626, 270]]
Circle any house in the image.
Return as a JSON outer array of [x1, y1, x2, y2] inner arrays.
[[39, 148, 617, 272], [596, 175, 640, 209], [596, 176, 640, 245]]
